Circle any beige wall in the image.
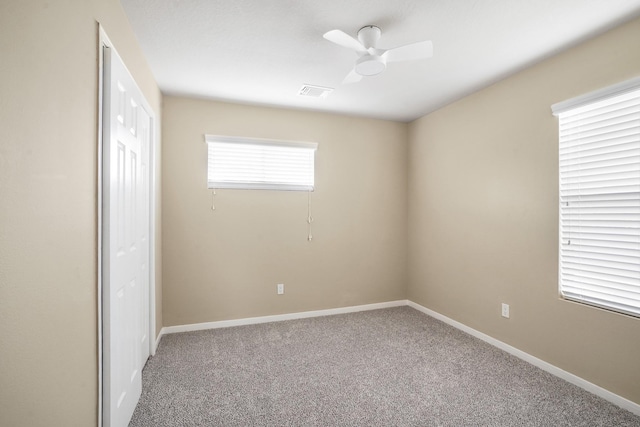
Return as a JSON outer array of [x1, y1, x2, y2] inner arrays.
[[162, 97, 407, 326], [0, 0, 161, 425], [408, 17, 640, 404]]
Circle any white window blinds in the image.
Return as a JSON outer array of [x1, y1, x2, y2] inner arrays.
[[206, 135, 317, 191], [553, 79, 640, 318]]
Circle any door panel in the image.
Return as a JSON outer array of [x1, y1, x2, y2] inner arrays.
[[103, 45, 151, 427]]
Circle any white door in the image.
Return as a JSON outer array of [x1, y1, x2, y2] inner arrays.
[[102, 45, 151, 427]]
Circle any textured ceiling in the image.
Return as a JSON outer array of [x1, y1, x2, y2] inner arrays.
[[120, 0, 640, 122]]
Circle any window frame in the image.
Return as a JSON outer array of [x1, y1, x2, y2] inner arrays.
[[205, 135, 317, 192], [552, 76, 640, 318]]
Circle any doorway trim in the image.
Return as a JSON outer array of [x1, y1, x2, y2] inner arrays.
[[97, 23, 157, 427]]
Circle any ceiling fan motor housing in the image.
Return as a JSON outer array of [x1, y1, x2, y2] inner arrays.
[[355, 26, 386, 76], [357, 25, 381, 48]]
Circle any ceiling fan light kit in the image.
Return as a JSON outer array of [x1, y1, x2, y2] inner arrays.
[[355, 55, 386, 76], [323, 24, 433, 84]]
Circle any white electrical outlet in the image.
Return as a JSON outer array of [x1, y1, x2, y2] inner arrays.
[[501, 303, 510, 318], [277, 283, 284, 295]]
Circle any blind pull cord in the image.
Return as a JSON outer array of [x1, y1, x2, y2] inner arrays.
[[307, 190, 313, 242], [211, 189, 216, 211]]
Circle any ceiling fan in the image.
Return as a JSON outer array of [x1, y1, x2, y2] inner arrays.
[[323, 25, 433, 84]]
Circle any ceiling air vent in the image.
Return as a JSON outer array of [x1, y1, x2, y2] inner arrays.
[[298, 84, 334, 99]]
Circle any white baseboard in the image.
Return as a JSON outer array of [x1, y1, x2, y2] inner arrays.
[[160, 300, 408, 335], [406, 300, 640, 417]]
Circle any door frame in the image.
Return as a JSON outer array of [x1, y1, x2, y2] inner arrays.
[[97, 24, 157, 427]]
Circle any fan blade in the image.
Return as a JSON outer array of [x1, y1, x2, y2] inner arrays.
[[323, 29, 366, 52], [342, 69, 363, 84], [383, 40, 433, 62]]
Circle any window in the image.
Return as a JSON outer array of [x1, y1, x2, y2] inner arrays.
[[205, 135, 317, 191], [552, 77, 640, 318]]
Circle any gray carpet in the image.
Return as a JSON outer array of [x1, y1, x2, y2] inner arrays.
[[129, 307, 640, 426]]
